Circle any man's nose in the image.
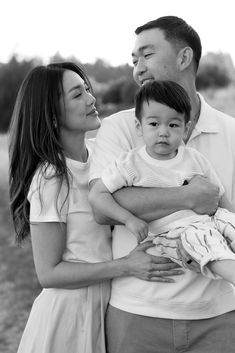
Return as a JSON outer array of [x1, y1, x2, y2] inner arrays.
[[135, 58, 147, 76]]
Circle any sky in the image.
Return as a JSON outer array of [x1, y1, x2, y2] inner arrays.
[[1, 0, 235, 67]]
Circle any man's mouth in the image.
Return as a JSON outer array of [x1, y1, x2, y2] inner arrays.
[[140, 78, 154, 86]]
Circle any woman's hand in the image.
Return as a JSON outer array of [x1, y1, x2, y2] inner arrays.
[[125, 242, 184, 282]]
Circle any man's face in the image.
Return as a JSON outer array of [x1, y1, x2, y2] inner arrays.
[[132, 28, 180, 86]]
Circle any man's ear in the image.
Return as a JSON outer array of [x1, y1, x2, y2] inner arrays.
[[135, 118, 143, 136], [177, 47, 193, 71]]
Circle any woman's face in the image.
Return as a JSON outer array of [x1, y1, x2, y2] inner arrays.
[[59, 70, 100, 133]]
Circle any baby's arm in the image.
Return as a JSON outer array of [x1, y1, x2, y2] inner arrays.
[[89, 180, 148, 242]]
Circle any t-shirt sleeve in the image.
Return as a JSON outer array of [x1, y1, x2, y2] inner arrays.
[[28, 167, 69, 223], [101, 152, 136, 193]]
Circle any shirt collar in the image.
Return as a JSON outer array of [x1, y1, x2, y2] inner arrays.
[[195, 93, 220, 134]]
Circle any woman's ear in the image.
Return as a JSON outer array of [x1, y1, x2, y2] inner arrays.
[[135, 118, 143, 137], [177, 47, 193, 71]]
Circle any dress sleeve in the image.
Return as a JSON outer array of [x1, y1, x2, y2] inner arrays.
[[28, 167, 69, 223]]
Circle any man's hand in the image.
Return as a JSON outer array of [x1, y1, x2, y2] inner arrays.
[[187, 175, 220, 215]]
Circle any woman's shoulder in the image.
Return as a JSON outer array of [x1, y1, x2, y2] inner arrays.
[[28, 163, 62, 201], [31, 163, 57, 187]]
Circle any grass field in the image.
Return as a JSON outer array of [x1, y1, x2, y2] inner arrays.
[[0, 134, 41, 353], [1, 86, 235, 352]]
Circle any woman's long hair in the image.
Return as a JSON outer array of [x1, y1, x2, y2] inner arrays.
[[9, 62, 92, 243]]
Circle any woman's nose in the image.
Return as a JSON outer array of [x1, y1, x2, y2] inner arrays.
[[87, 92, 96, 106]]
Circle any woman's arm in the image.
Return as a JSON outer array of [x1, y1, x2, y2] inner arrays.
[[31, 222, 183, 289]]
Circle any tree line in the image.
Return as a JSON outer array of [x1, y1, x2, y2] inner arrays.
[[0, 53, 234, 133]]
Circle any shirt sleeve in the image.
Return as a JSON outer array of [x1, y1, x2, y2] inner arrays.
[[89, 111, 137, 182], [28, 167, 69, 223], [193, 150, 225, 197]]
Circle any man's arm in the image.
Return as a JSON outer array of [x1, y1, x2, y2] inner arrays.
[[89, 175, 220, 224]]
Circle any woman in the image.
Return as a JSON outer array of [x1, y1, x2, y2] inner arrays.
[[9, 62, 163, 353]]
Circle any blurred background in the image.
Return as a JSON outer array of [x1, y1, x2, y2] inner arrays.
[[1, 0, 235, 352]]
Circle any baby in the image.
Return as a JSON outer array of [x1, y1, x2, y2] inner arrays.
[[92, 80, 235, 285]]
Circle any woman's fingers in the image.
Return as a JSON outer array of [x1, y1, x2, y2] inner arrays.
[[149, 276, 175, 283]]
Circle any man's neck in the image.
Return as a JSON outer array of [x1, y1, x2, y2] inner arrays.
[[184, 93, 201, 144]]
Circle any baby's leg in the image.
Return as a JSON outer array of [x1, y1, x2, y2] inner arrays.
[[146, 227, 185, 266], [213, 207, 235, 251], [208, 260, 235, 286], [181, 220, 235, 282]]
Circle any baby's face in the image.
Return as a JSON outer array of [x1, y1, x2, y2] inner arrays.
[[137, 100, 188, 160]]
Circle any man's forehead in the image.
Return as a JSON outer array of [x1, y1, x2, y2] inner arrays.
[[132, 28, 164, 56]]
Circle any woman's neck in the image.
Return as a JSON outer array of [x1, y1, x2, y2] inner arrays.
[[60, 130, 88, 162]]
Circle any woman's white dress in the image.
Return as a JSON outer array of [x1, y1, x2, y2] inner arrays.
[[17, 140, 112, 353]]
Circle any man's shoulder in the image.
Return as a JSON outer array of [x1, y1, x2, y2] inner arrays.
[[205, 101, 235, 129], [101, 108, 135, 126], [182, 145, 210, 163]]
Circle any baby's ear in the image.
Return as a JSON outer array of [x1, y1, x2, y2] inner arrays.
[[135, 118, 143, 137]]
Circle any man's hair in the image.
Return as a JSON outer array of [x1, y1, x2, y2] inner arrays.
[[135, 80, 191, 123], [135, 16, 202, 72]]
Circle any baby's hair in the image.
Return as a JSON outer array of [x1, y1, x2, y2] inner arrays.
[[135, 80, 191, 123]]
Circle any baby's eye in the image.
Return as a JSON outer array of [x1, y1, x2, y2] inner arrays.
[[169, 123, 179, 128], [149, 122, 157, 126]]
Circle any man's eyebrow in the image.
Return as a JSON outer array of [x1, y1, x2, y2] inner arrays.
[[131, 45, 155, 57]]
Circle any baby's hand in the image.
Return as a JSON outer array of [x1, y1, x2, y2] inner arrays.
[[125, 216, 149, 243]]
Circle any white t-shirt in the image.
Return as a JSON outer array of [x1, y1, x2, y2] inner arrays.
[[101, 144, 224, 232], [28, 139, 112, 264], [89, 95, 235, 320]]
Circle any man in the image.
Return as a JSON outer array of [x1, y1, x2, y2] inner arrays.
[[89, 16, 235, 353]]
